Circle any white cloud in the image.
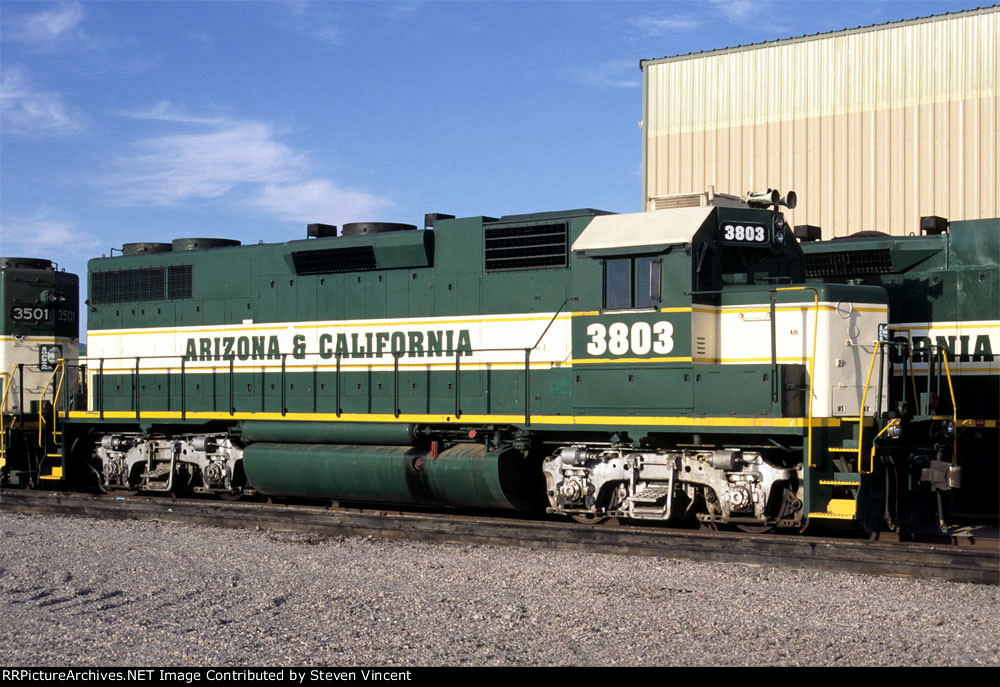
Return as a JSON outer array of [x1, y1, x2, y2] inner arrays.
[[627, 0, 781, 37], [3, 2, 86, 49], [279, 1, 343, 45], [707, 0, 768, 24], [108, 120, 306, 205], [106, 103, 393, 223], [626, 15, 704, 35], [0, 211, 99, 253], [120, 100, 229, 127], [248, 180, 392, 225], [0, 67, 87, 137]]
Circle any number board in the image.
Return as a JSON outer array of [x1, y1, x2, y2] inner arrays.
[[8, 306, 75, 324], [719, 223, 769, 245], [10, 305, 53, 323]]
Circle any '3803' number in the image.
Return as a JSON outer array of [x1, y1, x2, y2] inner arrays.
[[585, 321, 674, 356]]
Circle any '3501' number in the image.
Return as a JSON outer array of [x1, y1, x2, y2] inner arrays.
[[585, 321, 674, 356]]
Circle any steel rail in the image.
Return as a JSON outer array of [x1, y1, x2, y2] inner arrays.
[[1, 490, 997, 585]]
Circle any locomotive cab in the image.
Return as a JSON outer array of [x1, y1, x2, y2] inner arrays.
[[545, 204, 892, 529]]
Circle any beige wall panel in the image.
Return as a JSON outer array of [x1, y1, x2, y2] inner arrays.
[[963, 98, 979, 214], [645, 96, 995, 236], [848, 111, 863, 231], [875, 108, 891, 231], [934, 101, 949, 219], [982, 96, 998, 219], [642, 8, 998, 236], [951, 99, 964, 219]]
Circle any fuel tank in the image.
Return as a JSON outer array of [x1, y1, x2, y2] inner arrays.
[[242, 442, 539, 510]]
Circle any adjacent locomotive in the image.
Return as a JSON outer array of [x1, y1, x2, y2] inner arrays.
[[799, 217, 999, 517], [0, 257, 80, 486]]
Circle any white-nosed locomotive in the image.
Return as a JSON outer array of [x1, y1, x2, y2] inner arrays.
[[0, 257, 80, 486], [6, 194, 985, 533]]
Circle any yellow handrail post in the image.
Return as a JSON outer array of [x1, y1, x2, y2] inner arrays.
[[36, 364, 62, 449], [0, 367, 19, 464], [858, 340, 881, 474], [51, 360, 66, 444]]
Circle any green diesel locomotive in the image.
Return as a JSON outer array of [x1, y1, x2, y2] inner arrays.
[[800, 216, 999, 518], [42, 197, 963, 534]]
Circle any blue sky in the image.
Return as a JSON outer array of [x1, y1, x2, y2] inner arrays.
[[1, 0, 991, 302]]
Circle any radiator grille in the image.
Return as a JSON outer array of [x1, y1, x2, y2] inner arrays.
[[291, 246, 378, 275], [92, 267, 164, 304], [484, 223, 568, 272], [805, 249, 893, 277], [167, 264, 193, 299], [92, 264, 193, 304]]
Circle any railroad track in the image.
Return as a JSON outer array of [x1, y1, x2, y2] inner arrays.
[[2, 489, 997, 585]]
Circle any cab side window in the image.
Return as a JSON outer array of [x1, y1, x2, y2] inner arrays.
[[603, 257, 661, 310]]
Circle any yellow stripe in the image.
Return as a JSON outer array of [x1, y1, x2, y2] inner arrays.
[[88, 312, 577, 337], [808, 512, 856, 521], [571, 356, 692, 364], [297, 314, 572, 330], [0, 336, 75, 343], [692, 305, 888, 315], [67, 409, 842, 428], [958, 419, 999, 428], [92, 360, 574, 375], [892, 321, 1000, 330]]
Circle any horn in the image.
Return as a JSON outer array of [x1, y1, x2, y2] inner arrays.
[[779, 190, 797, 210], [744, 189, 779, 208]]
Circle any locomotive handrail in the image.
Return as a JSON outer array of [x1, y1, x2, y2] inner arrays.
[[0, 367, 16, 463], [0, 363, 28, 432], [0, 368, 12, 415], [35, 361, 64, 451], [858, 340, 881, 474], [51, 359, 67, 445]]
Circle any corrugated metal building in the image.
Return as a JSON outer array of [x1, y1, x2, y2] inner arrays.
[[641, 6, 999, 237]]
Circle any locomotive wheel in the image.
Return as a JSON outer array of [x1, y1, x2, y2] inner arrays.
[[218, 489, 244, 502], [571, 513, 608, 525], [734, 523, 775, 534]]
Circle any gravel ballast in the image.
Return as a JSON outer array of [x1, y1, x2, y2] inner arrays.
[[1, 511, 997, 667]]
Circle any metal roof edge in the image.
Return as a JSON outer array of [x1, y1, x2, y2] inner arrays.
[[639, 4, 999, 69]]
